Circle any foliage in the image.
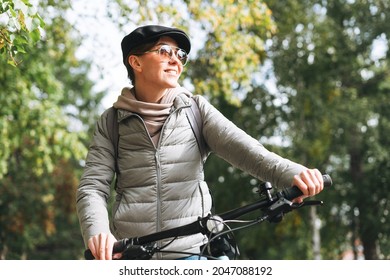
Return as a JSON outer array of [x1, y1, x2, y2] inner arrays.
[[185, 0, 275, 107], [109, 0, 276, 108], [265, 0, 390, 259], [0, 0, 45, 66], [0, 0, 103, 259]]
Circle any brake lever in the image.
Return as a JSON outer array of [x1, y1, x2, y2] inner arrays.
[[264, 198, 324, 223], [298, 200, 323, 207]]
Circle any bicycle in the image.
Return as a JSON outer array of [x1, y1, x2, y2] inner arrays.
[[84, 174, 332, 260]]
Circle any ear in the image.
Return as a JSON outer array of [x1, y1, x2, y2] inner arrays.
[[128, 55, 142, 73]]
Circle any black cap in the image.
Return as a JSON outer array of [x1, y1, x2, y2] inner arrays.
[[121, 25, 191, 65]]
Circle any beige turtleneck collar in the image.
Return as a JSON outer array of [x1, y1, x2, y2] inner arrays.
[[113, 86, 192, 146]]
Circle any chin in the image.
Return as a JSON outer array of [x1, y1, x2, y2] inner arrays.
[[165, 81, 180, 88]]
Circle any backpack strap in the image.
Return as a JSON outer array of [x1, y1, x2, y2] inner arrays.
[[106, 106, 119, 174], [185, 97, 208, 162]]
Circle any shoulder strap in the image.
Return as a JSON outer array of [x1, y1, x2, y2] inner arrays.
[[106, 106, 119, 174], [185, 97, 207, 162]]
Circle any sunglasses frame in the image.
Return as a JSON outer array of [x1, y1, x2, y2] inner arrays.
[[134, 44, 188, 66]]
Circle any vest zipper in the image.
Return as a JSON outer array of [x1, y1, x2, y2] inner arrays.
[[153, 109, 179, 260], [139, 105, 186, 259]]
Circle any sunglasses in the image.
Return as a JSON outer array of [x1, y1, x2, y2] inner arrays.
[[135, 44, 188, 66]]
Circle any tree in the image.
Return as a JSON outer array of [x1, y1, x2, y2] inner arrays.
[[0, 0, 103, 259], [264, 0, 390, 259]]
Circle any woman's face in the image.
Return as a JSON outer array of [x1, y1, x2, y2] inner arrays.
[[134, 36, 185, 90]]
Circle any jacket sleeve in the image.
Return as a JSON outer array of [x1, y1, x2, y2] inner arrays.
[[194, 95, 306, 189], [76, 108, 116, 247]]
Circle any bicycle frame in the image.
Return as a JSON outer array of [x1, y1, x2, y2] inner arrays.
[[84, 174, 332, 260]]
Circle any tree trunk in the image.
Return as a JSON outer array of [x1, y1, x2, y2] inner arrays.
[[360, 235, 378, 260], [310, 206, 322, 260], [349, 131, 378, 259], [0, 245, 7, 260]]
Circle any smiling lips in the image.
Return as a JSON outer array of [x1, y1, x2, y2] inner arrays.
[[165, 69, 178, 75]]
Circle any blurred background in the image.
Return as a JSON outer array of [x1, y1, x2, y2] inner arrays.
[[0, 0, 389, 260]]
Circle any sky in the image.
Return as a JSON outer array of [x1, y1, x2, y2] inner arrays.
[[68, 0, 133, 110]]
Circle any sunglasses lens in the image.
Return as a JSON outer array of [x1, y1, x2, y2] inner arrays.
[[176, 49, 188, 65], [159, 45, 173, 58], [159, 45, 188, 65]]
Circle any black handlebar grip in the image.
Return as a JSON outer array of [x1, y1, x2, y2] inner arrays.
[[281, 174, 332, 201], [323, 174, 332, 188], [84, 238, 129, 260], [84, 249, 94, 260], [113, 238, 129, 253]]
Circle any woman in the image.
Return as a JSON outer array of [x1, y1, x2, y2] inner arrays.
[[76, 25, 324, 260]]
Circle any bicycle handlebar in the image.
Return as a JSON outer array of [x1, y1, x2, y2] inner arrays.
[[84, 174, 332, 260], [217, 174, 332, 221]]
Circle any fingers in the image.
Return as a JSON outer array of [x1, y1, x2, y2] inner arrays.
[[87, 238, 97, 259], [293, 169, 324, 200], [88, 233, 116, 260], [107, 234, 118, 260], [99, 233, 112, 260], [113, 252, 123, 260], [302, 169, 323, 196]]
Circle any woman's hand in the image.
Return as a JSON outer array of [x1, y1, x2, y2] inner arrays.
[[87, 232, 121, 260], [292, 169, 324, 203]]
